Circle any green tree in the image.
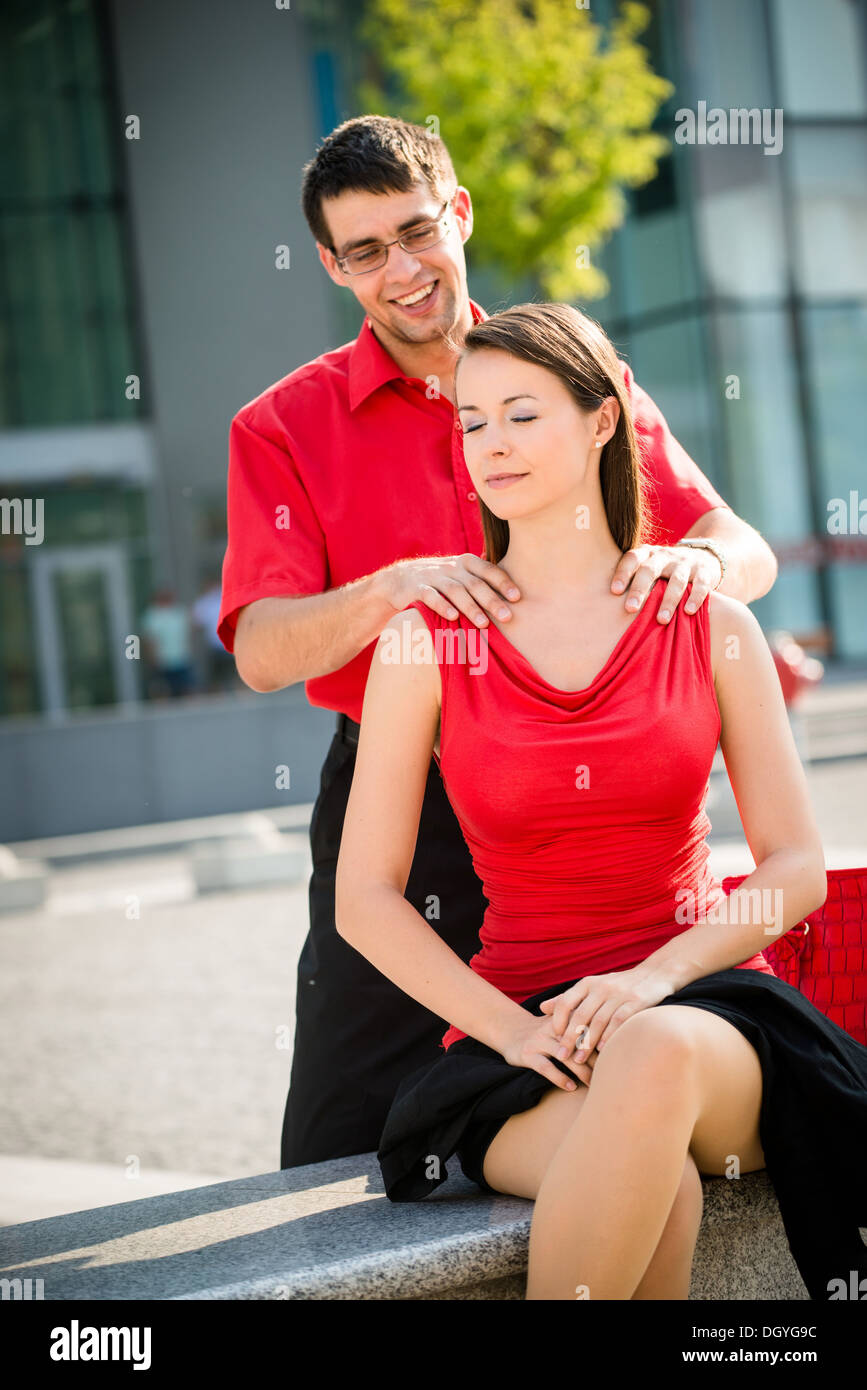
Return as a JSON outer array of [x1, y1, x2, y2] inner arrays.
[[355, 0, 673, 299]]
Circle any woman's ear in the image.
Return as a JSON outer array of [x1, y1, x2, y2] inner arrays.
[[597, 395, 620, 444]]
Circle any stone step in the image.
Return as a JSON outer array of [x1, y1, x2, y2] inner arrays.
[[0, 1153, 812, 1301]]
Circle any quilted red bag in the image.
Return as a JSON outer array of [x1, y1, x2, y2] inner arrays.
[[721, 867, 867, 1046]]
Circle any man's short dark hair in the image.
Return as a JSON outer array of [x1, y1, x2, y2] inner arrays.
[[301, 114, 457, 252]]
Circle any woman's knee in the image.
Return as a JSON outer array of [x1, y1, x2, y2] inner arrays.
[[592, 1007, 700, 1087]]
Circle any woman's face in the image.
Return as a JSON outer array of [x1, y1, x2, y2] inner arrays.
[[455, 348, 617, 523]]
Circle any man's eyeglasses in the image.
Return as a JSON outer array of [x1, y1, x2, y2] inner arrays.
[[335, 196, 455, 275]]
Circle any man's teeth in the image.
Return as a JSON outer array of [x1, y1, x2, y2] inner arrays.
[[396, 282, 436, 305]]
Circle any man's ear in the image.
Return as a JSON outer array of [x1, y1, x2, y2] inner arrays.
[[453, 186, 473, 244], [316, 241, 344, 288]]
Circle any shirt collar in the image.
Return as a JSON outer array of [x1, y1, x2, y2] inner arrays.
[[347, 295, 488, 412]]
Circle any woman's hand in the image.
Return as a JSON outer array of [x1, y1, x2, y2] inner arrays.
[[498, 1011, 600, 1090], [539, 968, 678, 1062]]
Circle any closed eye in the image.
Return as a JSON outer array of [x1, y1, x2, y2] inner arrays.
[[462, 416, 537, 434]]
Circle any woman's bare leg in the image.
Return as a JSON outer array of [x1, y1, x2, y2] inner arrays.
[[483, 1071, 703, 1299], [483, 1003, 764, 1300], [629, 1150, 703, 1299], [525, 1004, 765, 1299]]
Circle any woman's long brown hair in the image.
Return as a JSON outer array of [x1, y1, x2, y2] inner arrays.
[[451, 303, 645, 565]]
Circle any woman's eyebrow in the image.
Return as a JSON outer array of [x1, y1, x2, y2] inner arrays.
[[457, 394, 540, 413]]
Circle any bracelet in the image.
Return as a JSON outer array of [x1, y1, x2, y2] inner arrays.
[[674, 536, 727, 590]]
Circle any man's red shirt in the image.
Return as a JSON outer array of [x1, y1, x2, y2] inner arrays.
[[218, 297, 729, 724]]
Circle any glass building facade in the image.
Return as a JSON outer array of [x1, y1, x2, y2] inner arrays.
[[0, 0, 155, 718], [589, 0, 867, 657], [1, 0, 865, 730]]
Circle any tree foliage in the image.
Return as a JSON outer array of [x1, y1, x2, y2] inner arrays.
[[355, 0, 673, 298]]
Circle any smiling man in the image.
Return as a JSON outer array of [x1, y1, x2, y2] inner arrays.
[[217, 115, 777, 1170]]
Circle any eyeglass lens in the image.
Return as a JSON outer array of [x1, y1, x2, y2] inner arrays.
[[342, 207, 449, 273]]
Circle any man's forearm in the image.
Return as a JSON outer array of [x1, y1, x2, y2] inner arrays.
[[233, 569, 396, 692], [683, 508, 778, 604]]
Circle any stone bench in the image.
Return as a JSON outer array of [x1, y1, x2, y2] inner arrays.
[[0, 1152, 810, 1300]]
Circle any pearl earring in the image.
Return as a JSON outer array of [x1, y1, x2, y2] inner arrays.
[[595, 441, 602, 448]]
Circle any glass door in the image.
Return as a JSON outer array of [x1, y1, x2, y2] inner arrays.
[[29, 544, 139, 716]]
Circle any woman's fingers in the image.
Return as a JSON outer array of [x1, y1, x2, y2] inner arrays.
[[546, 982, 589, 1037], [533, 1054, 581, 1091], [541, 1053, 594, 1089], [557, 997, 619, 1060]]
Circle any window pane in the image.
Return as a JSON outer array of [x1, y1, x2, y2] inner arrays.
[[626, 314, 721, 490], [770, 0, 867, 117], [712, 308, 824, 637], [791, 129, 867, 299], [617, 205, 700, 316], [675, 0, 774, 109], [803, 303, 867, 658], [0, 0, 140, 427], [693, 144, 788, 298], [713, 309, 812, 539]]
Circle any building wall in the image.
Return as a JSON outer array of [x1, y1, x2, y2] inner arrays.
[[107, 0, 341, 605], [590, 0, 867, 655], [0, 687, 333, 841]]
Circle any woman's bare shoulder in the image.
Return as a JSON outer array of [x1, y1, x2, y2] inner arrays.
[[706, 590, 768, 687], [373, 605, 443, 707]]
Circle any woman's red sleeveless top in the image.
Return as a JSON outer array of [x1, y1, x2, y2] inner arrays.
[[406, 577, 774, 1051]]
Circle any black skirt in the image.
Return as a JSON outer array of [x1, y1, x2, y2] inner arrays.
[[377, 968, 867, 1301]]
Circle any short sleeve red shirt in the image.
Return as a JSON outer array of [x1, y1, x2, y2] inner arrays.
[[218, 297, 730, 724]]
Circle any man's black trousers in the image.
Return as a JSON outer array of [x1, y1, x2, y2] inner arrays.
[[279, 715, 489, 1169]]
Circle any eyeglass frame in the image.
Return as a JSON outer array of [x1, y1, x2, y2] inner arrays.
[[333, 192, 457, 275]]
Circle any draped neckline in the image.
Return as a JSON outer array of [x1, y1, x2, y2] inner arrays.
[[483, 578, 665, 698]]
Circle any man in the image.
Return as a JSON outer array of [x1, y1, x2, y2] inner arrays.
[[217, 115, 777, 1170]]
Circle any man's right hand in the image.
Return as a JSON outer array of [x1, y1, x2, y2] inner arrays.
[[377, 553, 521, 627]]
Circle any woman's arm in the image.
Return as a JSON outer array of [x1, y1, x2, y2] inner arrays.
[[634, 591, 827, 992], [334, 607, 540, 1058]]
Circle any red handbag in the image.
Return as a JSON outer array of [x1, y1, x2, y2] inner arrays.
[[721, 868, 867, 1046]]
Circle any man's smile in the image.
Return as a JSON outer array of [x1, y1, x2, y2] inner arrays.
[[390, 279, 440, 311]]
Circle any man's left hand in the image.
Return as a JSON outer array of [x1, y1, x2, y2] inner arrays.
[[610, 544, 723, 623]]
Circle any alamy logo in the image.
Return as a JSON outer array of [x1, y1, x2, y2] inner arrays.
[[1, 1277, 44, 1299], [379, 621, 489, 674], [49, 1320, 151, 1370], [0, 497, 44, 545], [827, 1271, 867, 1299], [675, 102, 783, 156]]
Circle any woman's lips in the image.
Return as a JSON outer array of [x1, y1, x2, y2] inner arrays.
[[391, 279, 440, 314], [485, 473, 529, 490]]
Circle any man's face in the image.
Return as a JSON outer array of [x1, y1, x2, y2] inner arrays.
[[317, 182, 473, 349]]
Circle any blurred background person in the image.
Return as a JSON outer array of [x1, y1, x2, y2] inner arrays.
[[140, 588, 194, 699], [192, 573, 239, 693]]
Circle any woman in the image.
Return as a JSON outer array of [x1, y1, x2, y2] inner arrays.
[[334, 302, 867, 1300]]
